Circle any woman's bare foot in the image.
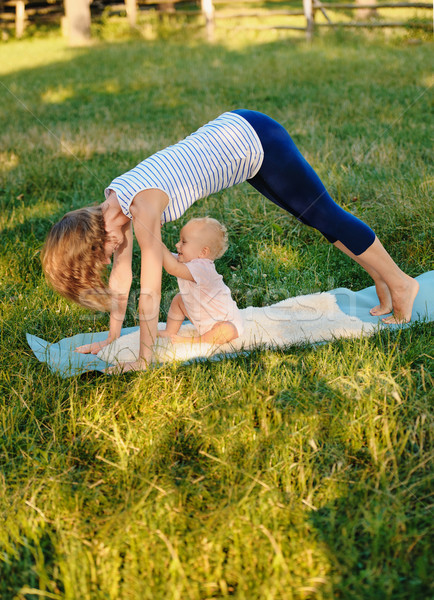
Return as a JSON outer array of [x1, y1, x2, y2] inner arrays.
[[370, 280, 393, 316], [382, 276, 419, 324]]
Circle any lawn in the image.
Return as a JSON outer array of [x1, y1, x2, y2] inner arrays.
[[0, 17, 433, 600]]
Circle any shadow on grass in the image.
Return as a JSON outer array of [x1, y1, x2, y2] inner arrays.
[[309, 484, 432, 599], [1, 328, 433, 597]]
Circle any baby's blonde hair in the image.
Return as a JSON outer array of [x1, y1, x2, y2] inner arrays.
[[188, 216, 229, 260], [41, 206, 112, 311]]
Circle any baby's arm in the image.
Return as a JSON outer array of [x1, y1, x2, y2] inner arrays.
[[162, 246, 195, 281]]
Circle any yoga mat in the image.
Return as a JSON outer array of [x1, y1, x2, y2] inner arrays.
[[27, 271, 433, 377]]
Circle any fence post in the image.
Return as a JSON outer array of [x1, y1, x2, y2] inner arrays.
[[158, 2, 175, 12], [125, 0, 137, 27], [15, 0, 26, 38], [355, 0, 377, 20], [303, 0, 314, 40], [63, 0, 91, 45], [201, 0, 215, 41]]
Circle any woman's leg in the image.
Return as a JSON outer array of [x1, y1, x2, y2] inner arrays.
[[235, 109, 375, 254], [334, 238, 419, 323], [234, 110, 419, 323], [333, 240, 392, 314]]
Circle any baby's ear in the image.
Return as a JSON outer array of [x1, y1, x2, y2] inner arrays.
[[201, 246, 211, 258]]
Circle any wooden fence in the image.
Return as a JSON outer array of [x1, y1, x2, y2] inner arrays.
[[1, 0, 432, 41]]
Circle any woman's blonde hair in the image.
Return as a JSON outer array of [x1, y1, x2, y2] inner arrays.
[[41, 206, 112, 311], [188, 216, 229, 259]]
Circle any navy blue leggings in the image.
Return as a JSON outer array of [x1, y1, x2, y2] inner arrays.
[[232, 109, 375, 255]]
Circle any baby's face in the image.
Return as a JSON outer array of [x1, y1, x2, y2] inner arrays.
[[175, 222, 210, 263]]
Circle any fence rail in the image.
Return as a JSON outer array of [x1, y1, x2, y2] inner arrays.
[[1, 0, 432, 40]]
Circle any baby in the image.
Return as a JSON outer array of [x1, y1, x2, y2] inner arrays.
[[159, 217, 244, 345]]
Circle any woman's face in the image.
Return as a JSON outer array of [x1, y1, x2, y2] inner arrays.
[[103, 235, 122, 264]]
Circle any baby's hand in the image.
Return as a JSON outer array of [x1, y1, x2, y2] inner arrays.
[[157, 330, 185, 343], [75, 339, 112, 354]]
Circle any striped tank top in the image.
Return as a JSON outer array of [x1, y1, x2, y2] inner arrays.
[[104, 111, 264, 223]]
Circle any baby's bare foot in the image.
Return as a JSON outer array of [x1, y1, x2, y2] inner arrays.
[[171, 333, 195, 343], [157, 330, 173, 338], [382, 277, 419, 324]]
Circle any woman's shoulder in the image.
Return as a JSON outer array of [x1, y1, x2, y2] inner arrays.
[[129, 189, 170, 219]]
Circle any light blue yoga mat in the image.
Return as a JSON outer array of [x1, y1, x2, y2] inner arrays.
[[27, 271, 433, 377]]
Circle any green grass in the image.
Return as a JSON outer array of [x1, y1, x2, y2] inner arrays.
[[0, 20, 433, 600]]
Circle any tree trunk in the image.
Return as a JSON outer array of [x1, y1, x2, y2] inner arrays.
[[63, 0, 91, 45], [303, 0, 314, 40], [15, 0, 26, 38], [125, 0, 137, 27], [201, 0, 214, 41]]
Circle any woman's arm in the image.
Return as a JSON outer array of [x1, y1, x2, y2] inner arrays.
[[107, 220, 134, 340], [110, 189, 168, 372], [76, 221, 133, 355], [162, 245, 194, 281]]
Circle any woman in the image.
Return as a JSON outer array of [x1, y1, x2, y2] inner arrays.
[[42, 109, 419, 372]]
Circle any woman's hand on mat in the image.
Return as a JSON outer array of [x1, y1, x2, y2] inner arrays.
[[105, 359, 147, 375], [75, 338, 113, 355]]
